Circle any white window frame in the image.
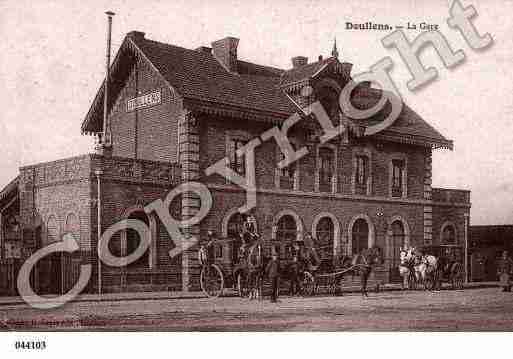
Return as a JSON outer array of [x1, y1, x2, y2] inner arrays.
[[351, 147, 372, 196], [274, 139, 300, 191], [389, 153, 408, 199], [315, 144, 338, 194]]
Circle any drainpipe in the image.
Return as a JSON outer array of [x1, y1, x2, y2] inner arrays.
[[95, 169, 103, 296], [464, 213, 469, 283]]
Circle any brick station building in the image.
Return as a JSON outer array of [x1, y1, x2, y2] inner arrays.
[[0, 31, 471, 295]]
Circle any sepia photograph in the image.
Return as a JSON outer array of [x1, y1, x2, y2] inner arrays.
[[0, 0, 512, 355]]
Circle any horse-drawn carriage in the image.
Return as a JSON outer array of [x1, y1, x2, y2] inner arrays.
[[198, 230, 384, 298], [198, 233, 316, 298], [400, 244, 465, 291], [419, 245, 465, 290]]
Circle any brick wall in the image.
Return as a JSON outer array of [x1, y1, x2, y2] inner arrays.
[[108, 58, 181, 163], [199, 116, 429, 200]]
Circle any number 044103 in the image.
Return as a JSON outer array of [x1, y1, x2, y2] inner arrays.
[[14, 341, 46, 350]]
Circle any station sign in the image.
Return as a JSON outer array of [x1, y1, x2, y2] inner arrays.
[[126, 90, 161, 112]]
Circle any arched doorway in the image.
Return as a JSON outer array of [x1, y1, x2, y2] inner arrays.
[[276, 214, 298, 259], [226, 211, 245, 262], [315, 216, 335, 271], [390, 220, 405, 278], [352, 218, 369, 255], [126, 210, 150, 269]]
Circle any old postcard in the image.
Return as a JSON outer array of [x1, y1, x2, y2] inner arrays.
[[0, 0, 512, 356]]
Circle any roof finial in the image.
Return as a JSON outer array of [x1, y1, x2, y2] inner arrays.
[[331, 37, 339, 59]]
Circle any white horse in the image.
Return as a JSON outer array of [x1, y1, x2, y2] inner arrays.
[[414, 254, 438, 290]]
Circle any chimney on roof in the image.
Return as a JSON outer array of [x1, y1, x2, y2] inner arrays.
[[211, 37, 239, 73], [195, 46, 212, 54], [127, 31, 145, 41], [291, 56, 308, 68]]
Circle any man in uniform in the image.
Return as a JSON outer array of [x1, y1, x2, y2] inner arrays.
[[266, 248, 281, 303], [497, 250, 513, 292]]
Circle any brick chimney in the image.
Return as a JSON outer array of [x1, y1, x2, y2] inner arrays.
[[127, 31, 146, 41], [211, 37, 239, 73], [291, 56, 308, 68]]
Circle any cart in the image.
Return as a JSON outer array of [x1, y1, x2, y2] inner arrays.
[[418, 245, 465, 290]]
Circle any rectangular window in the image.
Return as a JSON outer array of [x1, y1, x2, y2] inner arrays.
[[278, 144, 297, 190], [319, 148, 334, 192], [215, 245, 223, 259], [392, 159, 404, 197], [228, 139, 247, 176], [356, 155, 368, 186]]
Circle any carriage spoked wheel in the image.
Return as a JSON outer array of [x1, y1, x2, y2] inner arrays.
[[300, 271, 315, 296], [200, 264, 224, 298], [451, 263, 464, 290]]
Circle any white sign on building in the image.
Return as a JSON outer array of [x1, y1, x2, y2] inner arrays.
[[126, 90, 162, 112]]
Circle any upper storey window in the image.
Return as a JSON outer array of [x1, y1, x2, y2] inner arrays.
[[355, 155, 369, 193], [228, 138, 248, 176], [391, 159, 405, 198], [318, 147, 335, 193], [276, 142, 299, 191]]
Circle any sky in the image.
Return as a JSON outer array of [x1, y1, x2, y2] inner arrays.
[[0, 0, 511, 225]]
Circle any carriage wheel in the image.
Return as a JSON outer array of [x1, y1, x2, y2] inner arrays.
[[200, 264, 224, 298], [300, 271, 315, 296], [451, 263, 464, 290]]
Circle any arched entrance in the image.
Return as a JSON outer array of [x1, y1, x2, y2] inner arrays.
[[276, 215, 297, 259], [272, 211, 302, 260], [352, 219, 369, 255], [125, 210, 150, 269], [315, 216, 335, 271], [390, 220, 405, 269], [347, 214, 375, 255], [387, 216, 410, 282]]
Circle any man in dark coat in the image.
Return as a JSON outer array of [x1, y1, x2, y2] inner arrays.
[[289, 254, 300, 296], [266, 250, 280, 302], [497, 250, 513, 292]]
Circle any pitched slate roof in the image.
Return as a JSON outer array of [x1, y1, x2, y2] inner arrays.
[[82, 32, 453, 149], [133, 37, 295, 114], [0, 175, 19, 209]]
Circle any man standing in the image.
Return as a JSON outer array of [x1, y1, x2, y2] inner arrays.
[[266, 249, 280, 303], [497, 250, 513, 292]]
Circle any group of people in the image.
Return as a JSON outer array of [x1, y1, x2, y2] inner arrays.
[[236, 213, 315, 302], [398, 246, 438, 290]]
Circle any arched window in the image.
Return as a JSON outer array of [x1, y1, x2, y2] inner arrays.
[[391, 220, 405, 267], [276, 215, 297, 259], [442, 225, 456, 244], [126, 210, 149, 268], [46, 215, 59, 244], [316, 217, 334, 269], [352, 219, 369, 255]]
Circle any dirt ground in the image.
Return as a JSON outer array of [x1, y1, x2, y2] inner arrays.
[[1, 287, 513, 331]]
